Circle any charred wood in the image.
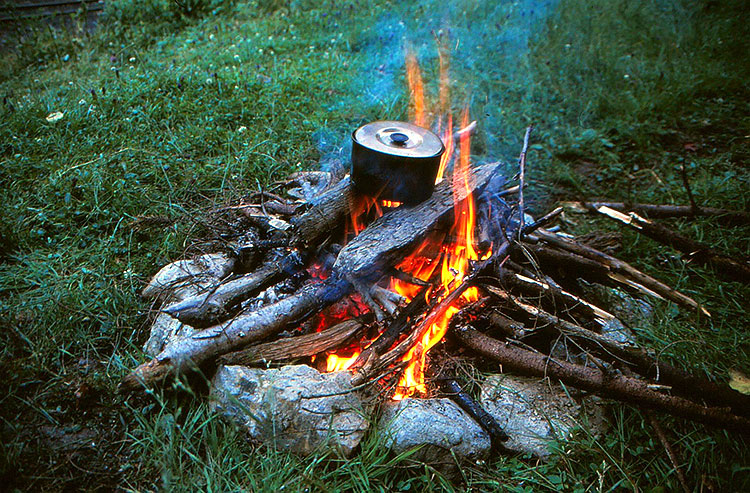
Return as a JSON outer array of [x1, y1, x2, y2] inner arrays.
[[218, 319, 364, 366], [121, 276, 352, 392], [164, 252, 305, 327]]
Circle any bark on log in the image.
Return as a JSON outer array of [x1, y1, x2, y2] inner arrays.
[[453, 327, 750, 433], [288, 175, 355, 248], [561, 201, 750, 227], [484, 286, 750, 417], [164, 252, 304, 327], [333, 162, 503, 281], [532, 230, 709, 316], [595, 206, 750, 284], [218, 319, 364, 366], [120, 276, 352, 392]]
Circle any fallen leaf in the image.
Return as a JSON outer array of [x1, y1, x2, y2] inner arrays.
[[728, 369, 750, 395], [46, 111, 64, 123]]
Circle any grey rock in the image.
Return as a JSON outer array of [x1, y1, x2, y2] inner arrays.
[[480, 375, 608, 458], [380, 398, 490, 468], [210, 365, 368, 457], [581, 282, 655, 330], [141, 253, 235, 302]]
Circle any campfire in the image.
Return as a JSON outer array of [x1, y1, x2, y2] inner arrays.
[[122, 52, 750, 462]]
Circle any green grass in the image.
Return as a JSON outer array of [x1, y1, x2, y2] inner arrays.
[[1, 0, 748, 490]]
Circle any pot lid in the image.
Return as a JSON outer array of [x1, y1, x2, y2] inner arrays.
[[352, 121, 445, 159]]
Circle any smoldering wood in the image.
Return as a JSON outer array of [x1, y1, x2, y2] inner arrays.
[[595, 206, 750, 284], [561, 201, 750, 227], [120, 276, 352, 392], [485, 285, 750, 417], [218, 319, 364, 366], [333, 162, 503, 281], [164, 252, 305, 327], [531, 230, 709, 316], [287, 175, 355, 248], [439, 378, 510, 450], [453, 326, 750, 433]]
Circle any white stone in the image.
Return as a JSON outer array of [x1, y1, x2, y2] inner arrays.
[[211, 365, 368, 457]]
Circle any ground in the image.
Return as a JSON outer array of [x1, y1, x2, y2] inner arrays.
[[0, 0, 748, 491]]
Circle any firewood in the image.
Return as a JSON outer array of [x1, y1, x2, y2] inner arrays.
[[495, 270, 616, 324], [162, 177, 355, 327], [439, 378, 509, 451], [453, 326, 750, 433], [218, 319, 364, 366], [333, 162, 503, 282], [595, 206, 750, 284], [532, 230, 709, 316], [485, 285, 750, 417], [120, 276, 352, 392], [561, 201, 750, 227], [164, 252, 305, 327]]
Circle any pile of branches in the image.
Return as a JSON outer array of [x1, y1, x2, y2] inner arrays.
[[121, 132, 750, 439]]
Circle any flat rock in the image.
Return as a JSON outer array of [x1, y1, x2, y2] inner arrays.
[[141, 252, 235, 302], [210, 364, 368, 457], [480, 375, 608, 458], [380, 398, 490, 468]]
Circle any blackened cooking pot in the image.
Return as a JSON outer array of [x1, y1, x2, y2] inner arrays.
[[351, 121, 445, 204]]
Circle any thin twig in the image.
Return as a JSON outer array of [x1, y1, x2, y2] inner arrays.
[[645, 411, 691, 493], [679, 165, 699, 215], [517, 126, 533, 237]]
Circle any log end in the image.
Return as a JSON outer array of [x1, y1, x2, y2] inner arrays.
[[119, 357, 174, 394]]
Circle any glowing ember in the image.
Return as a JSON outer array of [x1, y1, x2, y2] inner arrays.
[[381, 199, 402, 208]]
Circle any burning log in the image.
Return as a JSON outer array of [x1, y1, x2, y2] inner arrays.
[[595, 206, 750, 284], [218, 319, 364, 367], [333, 161, 502, 316], [453, 326, 750, 433], [334, 161, 501, 278], [561, 201, 750, 228], [120, 276, 352, 392]]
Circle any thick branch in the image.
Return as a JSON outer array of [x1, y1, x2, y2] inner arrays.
[[532, 230, 708, 316], [561, 201, 750, 228], [164, 253, 304, 327], [218, 319, 364, 366], [121, 276, 352, 392], [453, 327, 750, 433]]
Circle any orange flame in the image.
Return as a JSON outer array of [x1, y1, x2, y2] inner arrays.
[[405, 51, 426, 128], [326, 350, 361, 372], [392, 107, 484, 400]]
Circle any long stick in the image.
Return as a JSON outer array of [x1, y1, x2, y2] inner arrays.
[[453, 327, 750, 433], [595, 206, 750, 284], [560, 201, 750, 227], [517, 126, 532, 237]]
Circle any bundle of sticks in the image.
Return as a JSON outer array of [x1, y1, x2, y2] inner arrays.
[[121, 136, 750, 436]]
